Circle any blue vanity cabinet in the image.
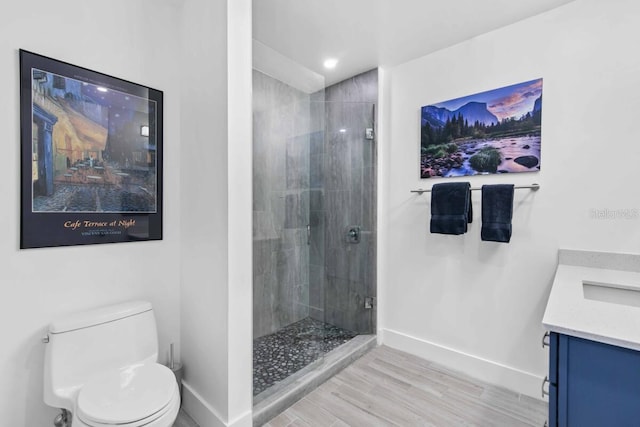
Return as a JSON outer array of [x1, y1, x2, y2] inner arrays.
[[548, 332, 640, 426]]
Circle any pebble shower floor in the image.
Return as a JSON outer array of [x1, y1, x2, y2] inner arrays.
[[253, 317, 357, 396]]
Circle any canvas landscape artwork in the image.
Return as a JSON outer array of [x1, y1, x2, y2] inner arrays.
[[420, 78, 542, 178]]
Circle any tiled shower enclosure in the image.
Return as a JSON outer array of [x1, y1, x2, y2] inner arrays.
[[252, 69, 378, 397]]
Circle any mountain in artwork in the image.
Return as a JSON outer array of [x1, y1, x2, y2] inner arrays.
[[421, 101, 499, 128]]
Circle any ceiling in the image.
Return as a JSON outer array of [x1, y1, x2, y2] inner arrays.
[[253, 0, 576, 86]]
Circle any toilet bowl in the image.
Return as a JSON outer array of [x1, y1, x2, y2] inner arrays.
[[43, 301, 180, 427], [73, 363, 180, 427]]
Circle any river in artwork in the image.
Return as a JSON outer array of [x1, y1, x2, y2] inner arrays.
[[422, 135, 541, 178]]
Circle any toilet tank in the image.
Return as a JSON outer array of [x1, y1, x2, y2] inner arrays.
[[44, 301, 159, 409]]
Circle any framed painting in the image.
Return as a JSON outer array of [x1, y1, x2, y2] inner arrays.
[[420, 78, 542, 178], [20, 50, 163, 248]]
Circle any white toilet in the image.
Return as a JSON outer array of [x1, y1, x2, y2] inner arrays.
[[43, 301, 180, 427]]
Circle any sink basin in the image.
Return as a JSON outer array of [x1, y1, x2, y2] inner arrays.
[[583, 280, 640, 308]]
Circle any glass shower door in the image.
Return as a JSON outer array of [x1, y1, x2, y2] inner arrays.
[[311, 101, 377, 340]]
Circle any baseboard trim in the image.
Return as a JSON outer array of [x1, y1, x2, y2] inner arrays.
[[228, 410, 252, 427], [381, 328, 545, 400], [181, 381, 252, 427], [182, 381, 226, 427]]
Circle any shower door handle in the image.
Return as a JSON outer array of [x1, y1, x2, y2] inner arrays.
[[307, 224, 311, 245]]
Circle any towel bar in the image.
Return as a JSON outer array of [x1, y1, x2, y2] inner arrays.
[[410, 183, 540, 195]]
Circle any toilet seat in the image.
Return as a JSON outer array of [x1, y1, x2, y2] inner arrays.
[[75, 363, 179, 427]]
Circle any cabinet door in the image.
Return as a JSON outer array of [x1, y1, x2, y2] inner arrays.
[[548, 332, 559, 427], [561, 335, 640, 426], [557, 334, 569, 426]]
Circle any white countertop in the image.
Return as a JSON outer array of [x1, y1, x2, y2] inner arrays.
[[543, 263, 640, 351]]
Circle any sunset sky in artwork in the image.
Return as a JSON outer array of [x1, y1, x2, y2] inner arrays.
[[432, 78, 543, 121]]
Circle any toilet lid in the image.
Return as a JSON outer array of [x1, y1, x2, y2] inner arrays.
[[77, 363, 177, 425]]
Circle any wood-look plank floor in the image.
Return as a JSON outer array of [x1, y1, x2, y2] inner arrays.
[[264, 345, 547, 427]]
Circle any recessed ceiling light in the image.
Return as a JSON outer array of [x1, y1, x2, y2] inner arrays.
[[339, 128, 347, 133], [97, 87, 108, 93], [323, 58, 338, 69]]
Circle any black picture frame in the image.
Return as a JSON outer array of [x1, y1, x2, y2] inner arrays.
[[20, 50, 163, 249]]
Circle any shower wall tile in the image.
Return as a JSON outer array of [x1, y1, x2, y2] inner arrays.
[[253, 211, 276, 241], [309, 90, 326, 133], [326, 103, 372, 134], [253, 158, 268, 211], [293, 302, 310, 322], [274, 247, 309, 328], [325, 132, 351, 191], [310, 89, 325, 103], [309, 264, 324, 309], [324, 305, 346, 332], [360, 134, 376, 169], [323, 278, 371, 334], [280, 228, 306, 251], [295, 281, 310, 310], [253, 239, 277, 280], [349, 138, 364, 172], [286, 135, 310, 190], [275, 248, 295, 290], [293, 97, 311, 137], [299, 246, 310, 286], [363, 186, 376, 233], [347, 288, 368, 333], [325, 69, 379, 104], [349, 167, 363, 223], [309, 153, 324, 189], [309, 307, 324, 322], [253, 238, 279, 338], [268, 151, 287, 192], [309, 213, 324, 265], [268, 191, 285, 232], [253, 271, 272, 338], [309, 190, 324, 213], [363, 233, 377, 292], [284, 193, 308, 229], [253, 70, 313, 338], [325, 276, 350, 312], [347, 245, 363, 283], [324, 244, 367, 284], [324, 248, 345, 279], [324, 190, 350, 250], [309, 131, 324, 156]]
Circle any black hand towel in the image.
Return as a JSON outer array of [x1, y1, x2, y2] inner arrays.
[[430, 182, 472, 235], [481, 184, 514, 243]]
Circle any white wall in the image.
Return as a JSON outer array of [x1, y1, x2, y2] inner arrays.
[[227, 0, 253, 423], [179, 0, 230, 424], [381, 0, 640, 398], [0, 1, 183, 426], [180, 0, 253, 426]]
